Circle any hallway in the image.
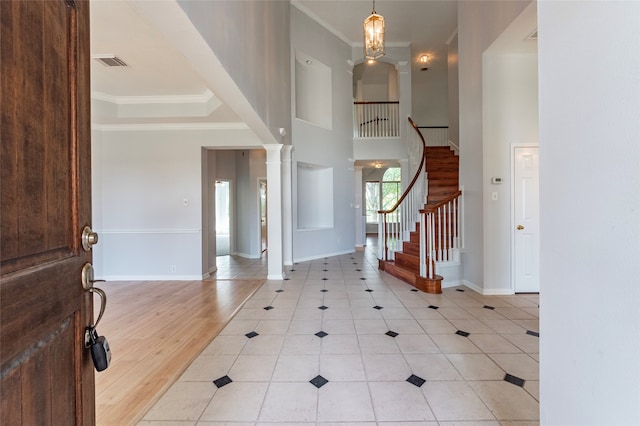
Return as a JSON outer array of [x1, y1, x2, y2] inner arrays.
[[137, 242, 539, 425]]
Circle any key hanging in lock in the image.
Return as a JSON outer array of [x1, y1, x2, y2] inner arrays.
[[85, 287, 112, 371]]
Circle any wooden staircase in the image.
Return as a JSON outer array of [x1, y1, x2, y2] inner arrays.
[[380, 146, 459, 292]]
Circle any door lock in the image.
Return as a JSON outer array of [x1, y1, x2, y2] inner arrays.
[[81, 226, 99, 251], [517, 225, 525, 230]]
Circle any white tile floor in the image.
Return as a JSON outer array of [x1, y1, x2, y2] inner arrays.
[[139, 243, 539, 425]]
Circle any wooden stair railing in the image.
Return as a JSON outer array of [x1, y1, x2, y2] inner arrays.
[[378, 118, 463, 293], [420, 191, 463, 282], [377, 117, 426, 266]]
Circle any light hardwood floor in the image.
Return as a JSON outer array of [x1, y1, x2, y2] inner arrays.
[[94, 278, 264, 426]]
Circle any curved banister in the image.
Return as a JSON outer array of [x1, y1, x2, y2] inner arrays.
[[378, 117, 425, 215], [420, 190, 462, 214], [375, 118, 464, 285]]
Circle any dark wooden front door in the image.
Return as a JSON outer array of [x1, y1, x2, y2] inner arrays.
[[1, 1, 94, 424]]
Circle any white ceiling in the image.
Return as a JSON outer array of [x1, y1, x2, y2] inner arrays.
[[90, 0, 458, 126]]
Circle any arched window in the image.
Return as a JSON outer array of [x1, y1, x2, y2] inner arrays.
[[365, 167, 401, 223]]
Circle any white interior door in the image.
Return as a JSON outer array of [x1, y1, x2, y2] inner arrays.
[[513, 146, 540, 293]]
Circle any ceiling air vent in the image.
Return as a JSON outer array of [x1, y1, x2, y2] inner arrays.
[[94, 55, 128, 67]]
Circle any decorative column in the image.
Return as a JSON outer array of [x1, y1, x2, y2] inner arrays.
[[282, 145, 294, 266], [354, 165, 365, 249], [264, 144, 284, 280]]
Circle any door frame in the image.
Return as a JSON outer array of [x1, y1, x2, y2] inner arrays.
[[510, 143, 540, 293]]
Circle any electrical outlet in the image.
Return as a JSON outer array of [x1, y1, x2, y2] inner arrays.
[[171, 265, 177, 273]]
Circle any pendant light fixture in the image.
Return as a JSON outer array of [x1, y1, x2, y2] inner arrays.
[[363, 0, 385, 60]]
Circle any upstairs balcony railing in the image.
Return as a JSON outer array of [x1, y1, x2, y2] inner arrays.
[[353, 101, 400, 138]]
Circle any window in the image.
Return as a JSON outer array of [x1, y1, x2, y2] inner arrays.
[[365, 167, 402, 223], [365, 182, 380, 223]]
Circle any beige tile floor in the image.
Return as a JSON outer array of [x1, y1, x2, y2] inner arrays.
[[139, 243, 539, 425]]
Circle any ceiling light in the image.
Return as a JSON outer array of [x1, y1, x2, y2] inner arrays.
[[363, 0, 385, 60], [374, 162, 382, 169], [419, 54, 429, 71]]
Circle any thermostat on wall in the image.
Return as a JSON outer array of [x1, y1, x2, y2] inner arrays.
[[491, 177, 503, 184]]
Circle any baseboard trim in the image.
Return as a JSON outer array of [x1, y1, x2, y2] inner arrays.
[[462, 280, 514, 295], [293, 249, 355, 263], [233, 252, 262, 259], [482, 288, 515, 296], [101, 275, 205, 281], [442, 279, 464, 289], [267, 274, 285, 280]]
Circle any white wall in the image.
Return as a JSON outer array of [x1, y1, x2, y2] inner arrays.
[[92, 128, 263, 279], [538, 2, 640, 423], [447, 33, 459, 146], [177, 0, 291, 145], [235, 150, 266, 258], [291, 6, 355, 261], [482, 53, 538, 294], [412, 43, 449, 126], [457, 0, 530, 291]]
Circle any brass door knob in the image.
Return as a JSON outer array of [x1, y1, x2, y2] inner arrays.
[[516, 225, 525, 230]]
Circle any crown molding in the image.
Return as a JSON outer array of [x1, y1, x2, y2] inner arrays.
[[291, 1, 352, 47], [92, 89, 216, 105], [92, 122, 249, 132]]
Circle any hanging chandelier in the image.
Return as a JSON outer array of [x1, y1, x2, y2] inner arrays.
[[363, 0, 385, 60]]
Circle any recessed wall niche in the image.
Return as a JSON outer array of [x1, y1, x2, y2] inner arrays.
[[297, 162, 333, 229], [295, 51, 332, 129]]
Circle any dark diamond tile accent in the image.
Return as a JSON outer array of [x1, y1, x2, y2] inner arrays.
[[213, 375, 233, 388], [386, 330, 399, 338], [456, 288, 465, 292], [455, 330, 470, 337], [504, 373, 526, 387], [318, 305, 329, 310], [310, 375, 329, 388], [290, 269, 296, 272], [406, 374, 426, 388], [365, 289, 374, 292], [526, 330, 540, 337], [360, 277, 367, 280], [322, 278, 329, 281], [356, 269, 362, 272], [428, 305, 439, 310], [373, 306, 384, 310], [411, 288, 419, 292], [483, 305, 495, 310], [323, 269, 328, 272], [275, 289, 284, 293], [284, 278, 290, 280], [315, 331, 329, 338], [264, 306, 274, 310], [320, 289, 329, 293], [245, 331, 259, 339], [353, 262, 358, 265], [324, 262, 329, 265]]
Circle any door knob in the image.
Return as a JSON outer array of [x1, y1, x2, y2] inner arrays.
[[82, 226, 99, 251], [517, 225, 525, 230]]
